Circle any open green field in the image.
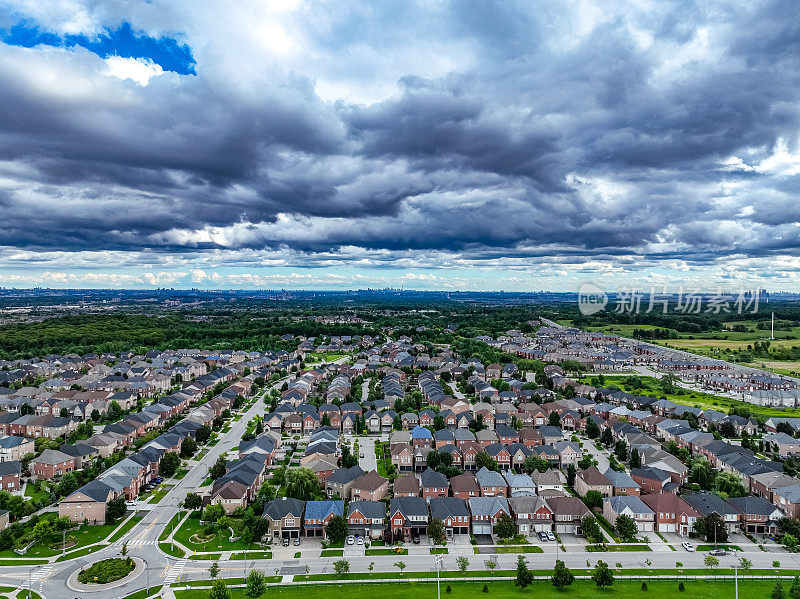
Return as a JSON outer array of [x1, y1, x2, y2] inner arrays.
[[174, 579, 782, 599], [0, 514, 124, 558], [577, 374, 800, 418], [174, 512, 255, 552], [23, 483, 51, 504]]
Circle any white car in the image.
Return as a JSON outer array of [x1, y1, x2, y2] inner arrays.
[[357, 537, 364, 545], [346, 536, 355, 545], [682, 542, 695, 552]]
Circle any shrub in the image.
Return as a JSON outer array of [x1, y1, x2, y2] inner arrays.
[[679, 582, 685, 592], [77, 558, 135, 584], [482, 584, 489, 593], [446, 585, 452, 593], [642, 582, 648, 591]]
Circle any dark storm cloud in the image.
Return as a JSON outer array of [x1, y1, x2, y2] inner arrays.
[[1, 0, 800, 270]]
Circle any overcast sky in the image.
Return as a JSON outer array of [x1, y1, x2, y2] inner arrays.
[[1, 0, 799, 292]]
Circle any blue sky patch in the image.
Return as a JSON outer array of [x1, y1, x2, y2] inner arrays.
[[1, 21, 196, 75]]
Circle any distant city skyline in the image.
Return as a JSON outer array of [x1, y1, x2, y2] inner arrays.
[[1, 1, 799, 291]]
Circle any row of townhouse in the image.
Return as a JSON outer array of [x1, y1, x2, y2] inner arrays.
[[262, 493, 592, 542], [57, 374, 247, 523]]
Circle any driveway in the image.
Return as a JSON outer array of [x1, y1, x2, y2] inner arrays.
[[356, 435, 378, 471]]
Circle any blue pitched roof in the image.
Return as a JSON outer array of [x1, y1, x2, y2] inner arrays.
[[304, 499, 344, 520], [411, 425, 432, 439]]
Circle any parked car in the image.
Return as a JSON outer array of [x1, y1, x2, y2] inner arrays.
[[346, 536, 355, 545], [357, 537, 364, 545], [682, 542, 695, 552], [547, 531, 556, 542], [412, 536, 420, 544], [293, 538, 300, 546], [360, 453, 365, 458], [538, 531, 548, 542], [282, 537, 289, 546], [709, 548, 726, 556]]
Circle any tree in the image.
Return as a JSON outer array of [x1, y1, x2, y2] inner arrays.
[[600, 427, 613, 446], [325, 515, 348, 545], [774, 582, 786, 599], [614, 440, 627, 461], [592, 560, 614, 589], [582, 515, 603, 544], [578, 455, 594, 470], [495, 513, 516, 540], [341, 446, 358, 469], [629, 448, 641, 469], [284, 467, 321, 500], [704, 554, 719, 569], [180, 436, 198, 458], [159, 452, 181, 478], [586, 419, 600, 439], [333, 559, 350, 576], [210, 580, 231, 599], [184, 492, 203, 510], [56, 472, 79, 498], [549, 411, 561, 427], [714, 471, 747, 498], [121, 540, 128, 556], [515, 555, 534, 590], [475, 452, 498, 471], [203, 503, 225, 523], [584, 490, 603, 510], [552, 559, 575, 591], [106, 496, 127, 522], [210, 456, 228, 480], [788, 576, 800, 599], [783, 533, 798, 552], [196, 425, 212, 444], [395, 561, 406, 574], [738, 557, 753, 572], [566, 464, 576, 488], [428, 518, 445, 545], [523, 454, 549, 473], [209, 561, 220, 579], [615, 515, 638, 542], [246, 570, 267, 598], [694, 513, 728, 543], [456, 556, 470, 572]]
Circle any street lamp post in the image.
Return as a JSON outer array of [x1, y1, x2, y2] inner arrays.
[[734, 565, 738, 599], [436, 556, 442, 599]]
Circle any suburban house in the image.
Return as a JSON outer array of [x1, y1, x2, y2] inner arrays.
[[347, 500, 386, 539], [393, 473, 420, 497], [350, 470, 389, 501], [263, 497, 305, 539], [420, 468, 448, 500], [468, 496, 510, 535], [30, 449, 75, 480], [546, 496, 590, 535], [324, 465, 364, 499], [0, 461, 21, 491], [575, 466, 612, 497], [304, 499, 345, 538], [509, 496, 553, 535], [390, 496, 429, 541], [430, 496, 470, 536], [476, 466, 508, 497], [640, 493, 698, 536], [602, 496, 655, 532], [59, 479, 117, 523], [726, 495, 782, 536], [604, 469, 641, 496], [450, 473, 480, 499]]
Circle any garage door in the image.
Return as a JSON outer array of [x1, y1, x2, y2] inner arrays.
[[473, 523, 492, 535]]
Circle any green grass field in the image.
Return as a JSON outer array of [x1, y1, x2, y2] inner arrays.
[[174, 580, 781, 599], [174, 512, 255, 552], [23, 483, 51, 504], [577, 374, 800, 418], [0, 515, 122, 558], [108, 516, 143, 543]]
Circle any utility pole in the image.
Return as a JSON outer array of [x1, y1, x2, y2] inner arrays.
[[436, 555, 442, 599], [734, 565, 738, 599]]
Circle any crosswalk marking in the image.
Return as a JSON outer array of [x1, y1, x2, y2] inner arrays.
[[26, 564, 52, 584], [164, 558, 187, 585]]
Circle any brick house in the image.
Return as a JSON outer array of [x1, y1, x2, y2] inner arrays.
[[30, 449, 75, 480], [350, 470, 389, 501]]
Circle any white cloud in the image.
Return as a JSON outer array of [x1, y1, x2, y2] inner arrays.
[[104, 56, 164, 86]]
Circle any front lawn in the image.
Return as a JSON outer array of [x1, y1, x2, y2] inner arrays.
[[365, 547, 408, 555], [173, 512, 257, 552], [697, 544, 743, 552], [174, 580, 779, 599]]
